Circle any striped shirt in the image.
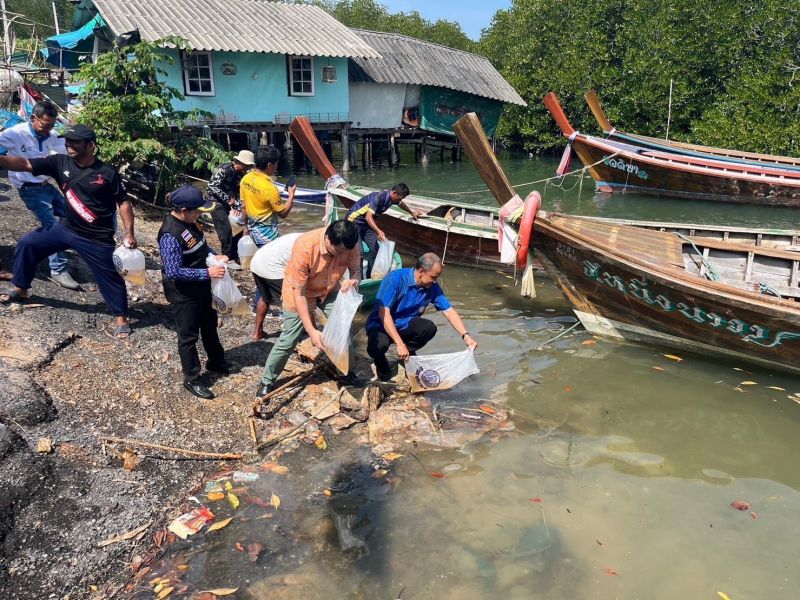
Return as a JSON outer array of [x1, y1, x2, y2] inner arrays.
[[345, 189, 393, 231]]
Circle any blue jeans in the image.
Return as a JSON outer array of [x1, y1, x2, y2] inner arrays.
[[18, 184, 69, 274]]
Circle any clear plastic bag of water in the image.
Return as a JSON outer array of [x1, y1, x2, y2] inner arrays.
[[113, 246, 146, 285], [371, 239, 395, 279], [404, 349, 479, 393], [228, 209, 244, 236], [206, 256, 249, 315], [320, 287, 363, 374], [237, 235, 258, 270]]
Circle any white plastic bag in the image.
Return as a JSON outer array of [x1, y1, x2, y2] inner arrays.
[[237, 235, 258, 270], [499, 222, 518, 264], [113, 246, 146, 285], [228, 209, 244, 236], [371, 239, 395, 279], [320, 287, 363, 374], [206, 256, 249, 316], [404, 349, 479, 393]]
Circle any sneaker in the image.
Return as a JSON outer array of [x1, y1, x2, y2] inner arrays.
[[51, 271, 80, 290]]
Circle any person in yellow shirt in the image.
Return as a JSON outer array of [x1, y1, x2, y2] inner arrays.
[[240, 146, 295, 246]]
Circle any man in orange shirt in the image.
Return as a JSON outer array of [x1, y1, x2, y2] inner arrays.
[[256, 220, 362, 409]]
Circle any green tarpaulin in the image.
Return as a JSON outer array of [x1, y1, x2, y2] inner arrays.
[[419, 88, 503, 137]]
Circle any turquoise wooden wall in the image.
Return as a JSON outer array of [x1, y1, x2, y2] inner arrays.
[[158, 49, 350, 123]]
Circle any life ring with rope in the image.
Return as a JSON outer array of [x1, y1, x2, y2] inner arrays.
[[516, 191, 541, 270]]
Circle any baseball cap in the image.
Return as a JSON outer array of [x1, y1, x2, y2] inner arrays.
[[60, 124, 97, 142], [233, 150, 255, 166], [168, 186, 215, 210]]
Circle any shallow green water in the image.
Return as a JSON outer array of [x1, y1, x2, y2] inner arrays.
[[146, 153, 800, 599]]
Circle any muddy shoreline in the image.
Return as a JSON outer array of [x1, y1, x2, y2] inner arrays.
[[0, 183, 509, 599]]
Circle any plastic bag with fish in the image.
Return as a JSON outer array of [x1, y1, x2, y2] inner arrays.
[[404, 349, 479, 392], [321, 287, 363, 374]]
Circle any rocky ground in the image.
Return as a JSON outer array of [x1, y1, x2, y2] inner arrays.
[[0, 183, 511, 599]]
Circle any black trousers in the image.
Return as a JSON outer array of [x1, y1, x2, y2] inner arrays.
[[210, 202, 241, 260], [359, 227, 378, 279], [367, 317, 437, 378], [172, 297, 226, 384]]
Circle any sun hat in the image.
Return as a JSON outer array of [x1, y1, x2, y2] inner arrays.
[[232, 150, 255, 166]]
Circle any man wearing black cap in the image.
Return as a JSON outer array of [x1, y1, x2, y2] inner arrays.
[[0, 124, 137, 338], [158, 186, 231, 399]]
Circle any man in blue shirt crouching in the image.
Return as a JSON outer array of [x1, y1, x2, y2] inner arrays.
[[366, 252, 477, 381]]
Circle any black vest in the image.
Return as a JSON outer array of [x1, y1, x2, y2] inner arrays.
[[158, 214, 210, 302]]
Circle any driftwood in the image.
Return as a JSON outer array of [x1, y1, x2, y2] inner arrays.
[[251, 362, 326, 415], [255, 388, 346, 452], [100, 436, 243, 460]]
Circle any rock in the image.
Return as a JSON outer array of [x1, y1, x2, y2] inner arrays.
[[35, 438, 53, 454], [300, 391, 340, 420], [367, 405, 436, 444], [328, 413, 357, 433], [296, 339, 321, 362]]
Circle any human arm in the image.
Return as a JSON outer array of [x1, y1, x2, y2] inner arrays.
[[117, 200, 137, 249], [159, 234, 216, 280], [398, 200, 421, 221], [379, 305, 410, 360], [365, 211, 385, 241], [276, 189, 294, 218], [341, 248, 362, 291], [441, 307, 477, 350], [0, 155, 33, 172], [293, 286, 324, 349], [207, 164, 233, 205]]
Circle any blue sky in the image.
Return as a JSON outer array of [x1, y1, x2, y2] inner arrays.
[[382, 0, 512, 40]]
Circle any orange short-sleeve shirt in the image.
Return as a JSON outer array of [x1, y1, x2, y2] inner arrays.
[[281, 227, 361, 312]]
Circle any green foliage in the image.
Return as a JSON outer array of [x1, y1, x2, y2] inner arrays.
[[8, 0, 72, 40], [480, 0, 800, 155], [314, 0, 477, 52], [75, 37, 229, 203]]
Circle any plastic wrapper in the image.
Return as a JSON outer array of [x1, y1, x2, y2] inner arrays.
[[404, 349, 480, 393], [371, 239, 395, 279], [320, 287, 363, 374], [207, 255, 250, 316], [168, 506, 214, 539], [237, 235, 258, 270], [112, 245, 146, 285]]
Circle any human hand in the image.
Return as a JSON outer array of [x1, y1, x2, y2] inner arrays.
[[208, 265, 226, 278], [464, 334, 478, 351], [309, 328, 325, 350], [412, 209, 422, 221], [218, 255, 230, 263], [123, 235, 137, 249], [396, 342, 410, 361], [340, 278, 359, 293], [376, 229, 387, 242]]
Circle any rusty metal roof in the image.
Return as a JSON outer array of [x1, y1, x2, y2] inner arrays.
[[348, 29, 526, 106], [90, 0, 380, 58]]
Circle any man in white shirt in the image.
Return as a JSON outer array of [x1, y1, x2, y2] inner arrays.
[[0, 100, 79, 290], [249, 231, 301, 341]]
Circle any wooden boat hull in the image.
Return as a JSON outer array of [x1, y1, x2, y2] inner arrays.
[[330, 187, 506, 271], [573, 136, 800, 206], [531, 214, 800, 374]]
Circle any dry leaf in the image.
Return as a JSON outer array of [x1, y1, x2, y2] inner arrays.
[[563, 385, 572, 392], [478, 404, 496, 414], [382, 452, 404, 461], [323, 489, 332, 497], [207, 517, 233, 533], [315, 435, 327, 450], [662, 353, 683, 362], [247, 542, 264, 562], [733, 387, 744, 393], [161, 351, 169, 364], [430, 472, 445, 478], [199, 588, 239, 596], [122, 449, 139, 471], [528, 497, 543, 503], [750, 511, 758, 519], [581, 339, 596, 346], [603, 568, 619, 576], [652, 366, 665, 371], [716, 592, 731, 600], [372, 469, 389, 478], [207, 492, 225, 502], [766, 386, 785, 391], [270, 493, 281, 509], [235, 542, 244, 552], [227, 493, 240, 510], [97, 521, 152, 548], [156, 587, 174, 599], [739, 381, 758, 386], [731, 500, 751, 511], [176, 565, 189, 571], [271, 465, 289, 475], [36, 438, 53, 454]]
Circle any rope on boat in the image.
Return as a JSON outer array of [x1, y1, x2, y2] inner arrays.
[[179, 173, 326, 209], [441, 209, 455, 264], [674, 233, 720, 281]]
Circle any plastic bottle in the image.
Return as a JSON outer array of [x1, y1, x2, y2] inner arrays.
[[237, 235, 257, 270], [113, 246, 146, 285]]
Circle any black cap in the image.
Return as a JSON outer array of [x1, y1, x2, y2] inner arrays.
[[168, 186, 214, 210], [60, 124, 97, 142]]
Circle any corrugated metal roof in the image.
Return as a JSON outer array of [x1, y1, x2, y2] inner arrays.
[[90, 0, 380, 58], [349, 29, 526, 106]]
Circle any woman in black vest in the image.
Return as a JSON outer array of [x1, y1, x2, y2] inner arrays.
[[158, 186, 231, 399]]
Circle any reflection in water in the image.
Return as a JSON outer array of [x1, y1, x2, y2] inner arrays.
[[156, 154, 800, 599]]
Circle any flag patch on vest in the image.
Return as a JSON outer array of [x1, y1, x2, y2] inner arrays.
[[181, 229, 197, 249]]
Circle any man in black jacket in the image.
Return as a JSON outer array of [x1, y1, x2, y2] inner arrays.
[[207, 150, 254, 268]]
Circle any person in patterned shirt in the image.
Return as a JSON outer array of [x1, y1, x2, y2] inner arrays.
[[206, 150, 254, 268]]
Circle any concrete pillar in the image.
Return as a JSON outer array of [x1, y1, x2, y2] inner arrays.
[[341, 126, 351, 173], [389, 134, 396, 167]]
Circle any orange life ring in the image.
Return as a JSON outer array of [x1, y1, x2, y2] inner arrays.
[[516, 191, 541, 270]]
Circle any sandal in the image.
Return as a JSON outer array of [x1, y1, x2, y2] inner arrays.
[[113, 322, 132, 339], [0, 287, 28, 304]]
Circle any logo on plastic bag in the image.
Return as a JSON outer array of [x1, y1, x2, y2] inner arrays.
[[415, 367, 441, 389], [212, 295, 229, 314], [112, 254, 127, 276]]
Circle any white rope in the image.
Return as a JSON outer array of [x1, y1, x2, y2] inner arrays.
[[442, 215, 453, 265]]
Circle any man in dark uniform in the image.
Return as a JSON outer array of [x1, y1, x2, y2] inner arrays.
[[158, 186, 232, 399], [207, 150, 254, 268], [345, 183, 420, 278], [0, 124, 136, 338]]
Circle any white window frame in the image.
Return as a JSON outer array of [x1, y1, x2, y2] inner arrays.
[[289, 55, 315, 97], [182, 51, 216, 96]]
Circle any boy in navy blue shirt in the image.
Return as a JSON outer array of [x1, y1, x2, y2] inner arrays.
[[366, 252, 477, 381]]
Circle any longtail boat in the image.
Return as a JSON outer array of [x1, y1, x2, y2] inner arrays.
[[585, 90, 800, 171], [544, 92, 800, 206], [454, 111, 800, 375]]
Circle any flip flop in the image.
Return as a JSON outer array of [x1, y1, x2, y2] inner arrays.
[[0, 287, 28, 304], [113, 322, 132, 339]]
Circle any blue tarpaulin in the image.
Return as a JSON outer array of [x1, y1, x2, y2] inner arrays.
[[41, 15, 104, 69]]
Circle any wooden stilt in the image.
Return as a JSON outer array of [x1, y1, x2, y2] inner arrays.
[[341, 126, 350, 173]]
